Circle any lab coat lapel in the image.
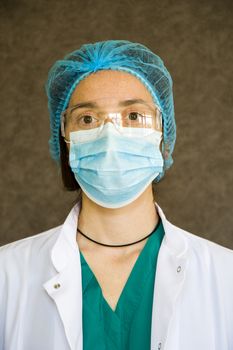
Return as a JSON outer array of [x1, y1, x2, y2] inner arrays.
[[43, 203, 83, 350], [150, 203, 189, 350]]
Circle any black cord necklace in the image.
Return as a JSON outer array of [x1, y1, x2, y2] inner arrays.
[[77, 216, 161, 247]]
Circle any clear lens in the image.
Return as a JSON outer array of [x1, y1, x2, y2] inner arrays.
[[61, 98, 163, 140]]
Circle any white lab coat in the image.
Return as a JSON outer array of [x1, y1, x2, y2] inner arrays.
[[0, 201, 233, 350]]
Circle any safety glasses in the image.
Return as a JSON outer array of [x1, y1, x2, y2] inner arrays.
[[61, 98, 163, 142]]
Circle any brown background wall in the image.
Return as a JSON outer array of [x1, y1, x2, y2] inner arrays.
[[0, 0, 232, 248]]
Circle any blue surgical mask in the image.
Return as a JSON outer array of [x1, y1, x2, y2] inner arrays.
[[69, 122, 164, 208]]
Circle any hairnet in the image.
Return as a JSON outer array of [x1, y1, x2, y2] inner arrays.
[[45, 40, 176, 182]]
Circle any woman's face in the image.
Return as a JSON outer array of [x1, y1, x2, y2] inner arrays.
[[64, 70, 162, 149]]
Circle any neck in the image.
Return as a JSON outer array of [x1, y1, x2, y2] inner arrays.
[[76, 184, 159, 255]]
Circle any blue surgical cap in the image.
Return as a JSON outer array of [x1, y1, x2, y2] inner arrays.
[[45, 40, 176, 182]]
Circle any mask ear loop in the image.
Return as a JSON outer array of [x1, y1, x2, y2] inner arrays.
[[158, 110, 165, 172], [156, 108, 163, 132]]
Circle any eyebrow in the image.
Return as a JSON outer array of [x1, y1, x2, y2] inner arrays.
[[69, 99, 154, 110]]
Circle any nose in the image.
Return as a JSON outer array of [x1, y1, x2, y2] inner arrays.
[[103, 114, 116, 125]]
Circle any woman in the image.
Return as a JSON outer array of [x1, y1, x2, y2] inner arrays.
[[1, 40, 233, 350]]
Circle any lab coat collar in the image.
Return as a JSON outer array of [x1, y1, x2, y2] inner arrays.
[[43, 200, 189, 350], [156, 202, 188, 258]]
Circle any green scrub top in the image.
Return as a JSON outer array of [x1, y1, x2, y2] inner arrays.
[[79, 217, 165, 350]]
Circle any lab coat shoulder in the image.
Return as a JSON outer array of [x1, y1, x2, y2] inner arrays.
[[172, 222, 233, 318], [177, 222, 233, 284], [0, 225, 62, 299], [0, 225, 62, 271], [171, 219, 233, 258]]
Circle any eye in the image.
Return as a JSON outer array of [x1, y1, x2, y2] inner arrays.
[[77, 114, 99, 125], [123, 110, 150, 128], [128, 112, 141, 121], [81, 115, 94, 124], [76, 113, 100, 130]]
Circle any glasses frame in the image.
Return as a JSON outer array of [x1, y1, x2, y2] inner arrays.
[[60, 99, 163, 139]]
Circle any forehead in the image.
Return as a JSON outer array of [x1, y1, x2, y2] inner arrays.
[[68, 70, 154, 107]]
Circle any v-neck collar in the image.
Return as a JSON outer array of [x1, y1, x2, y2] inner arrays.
[[79, 216, 164, 314]]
